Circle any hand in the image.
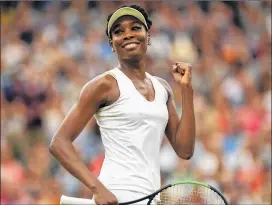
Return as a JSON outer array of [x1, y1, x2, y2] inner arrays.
[[172, 62, 192, 87], [93, 182, 118, 205]]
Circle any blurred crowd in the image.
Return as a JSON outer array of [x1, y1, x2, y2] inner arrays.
[[1, 1, 271, 204]]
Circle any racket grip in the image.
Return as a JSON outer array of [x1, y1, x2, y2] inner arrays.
[[60, 195, 96, 205]]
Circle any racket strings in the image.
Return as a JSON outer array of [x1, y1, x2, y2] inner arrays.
[[154, 184, 226, 205]]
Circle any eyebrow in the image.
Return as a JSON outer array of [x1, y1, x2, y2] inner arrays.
[[111, 21, 142, 32]]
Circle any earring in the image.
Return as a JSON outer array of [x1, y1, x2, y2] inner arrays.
[[148, 41, 151, 45], [112, 48, 115, 52]]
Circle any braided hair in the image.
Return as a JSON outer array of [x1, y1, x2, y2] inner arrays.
[[106, 4, 152, 39]]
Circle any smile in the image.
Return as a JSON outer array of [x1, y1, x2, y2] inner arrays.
[[122, 42, 140, 49], [124, 43, 138, 49]]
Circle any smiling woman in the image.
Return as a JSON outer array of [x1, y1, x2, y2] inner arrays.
[[110, 15, 148, 60], [49, 4, 195, 205], [106, 5, 152, 62]]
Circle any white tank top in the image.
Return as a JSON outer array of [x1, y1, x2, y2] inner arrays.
[[94, 67, 169, 195]]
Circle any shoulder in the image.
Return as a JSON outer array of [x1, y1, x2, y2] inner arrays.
[[83, 73, 115, 92], [79, 72, 117, 101], [154, 76, 174, 99]]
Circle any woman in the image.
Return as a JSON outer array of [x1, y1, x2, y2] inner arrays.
[[49, 4, 195, 205]]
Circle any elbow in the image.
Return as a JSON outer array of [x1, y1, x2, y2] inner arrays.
[[49, 137, 58, 155], [177, 150, 194, 160], [182, 153, 193, 160]]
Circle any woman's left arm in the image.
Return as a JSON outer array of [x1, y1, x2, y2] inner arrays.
[[157, 62, 195, 160]]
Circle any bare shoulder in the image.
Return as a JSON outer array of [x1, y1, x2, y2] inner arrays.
[[81, 73, 116, 94], [154, 76, 174, 98], [79, 72, 118, 106]]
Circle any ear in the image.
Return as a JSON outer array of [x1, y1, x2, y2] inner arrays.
[[147, 33, 151, 46], [109, 40, 115, 52]]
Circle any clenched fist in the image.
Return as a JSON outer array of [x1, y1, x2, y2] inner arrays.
[[172, 62, 192, 87]]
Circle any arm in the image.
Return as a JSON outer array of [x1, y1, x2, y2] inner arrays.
[[49, 74, 118, 204], [156, 64, 195, 160]]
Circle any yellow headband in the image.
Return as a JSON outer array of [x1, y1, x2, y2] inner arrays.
[[107, 7, 148, 38]]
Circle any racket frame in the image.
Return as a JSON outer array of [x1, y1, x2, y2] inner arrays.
[[119, 180, 228, 205]]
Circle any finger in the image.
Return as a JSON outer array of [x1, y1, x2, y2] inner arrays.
[[172, 64, 178, 73], [172, 64, 185, 75], [176, 62, 192, 72], [187, 64, 192, 73], [183, 69, 192, 81]]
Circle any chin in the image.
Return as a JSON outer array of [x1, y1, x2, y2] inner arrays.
[[130, 53, 143, 59], [125, 50, 146, 61]]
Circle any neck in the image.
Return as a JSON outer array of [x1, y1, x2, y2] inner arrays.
[[119, 57, 147, 80]]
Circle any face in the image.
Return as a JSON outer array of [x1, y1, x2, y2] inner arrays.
[[110, 15, 150, 61]]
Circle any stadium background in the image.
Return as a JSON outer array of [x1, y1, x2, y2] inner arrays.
[[1, 1, 271, 204]]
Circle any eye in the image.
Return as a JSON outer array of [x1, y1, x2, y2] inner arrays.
[[113, 29, 122, 35], [132, 26, 141, 31]]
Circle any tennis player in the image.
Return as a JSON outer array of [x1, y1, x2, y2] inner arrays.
[[49, 5, 195, 205]]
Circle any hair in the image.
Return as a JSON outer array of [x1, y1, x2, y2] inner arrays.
[[106, 4, 152, 39]]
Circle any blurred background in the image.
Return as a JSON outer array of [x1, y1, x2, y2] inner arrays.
[[1, 1, 271, 204]]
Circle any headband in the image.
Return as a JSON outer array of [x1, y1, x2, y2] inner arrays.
[[107, 7, 148, 38]]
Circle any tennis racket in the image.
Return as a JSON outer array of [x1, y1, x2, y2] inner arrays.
[[60, 180, 228, 205]]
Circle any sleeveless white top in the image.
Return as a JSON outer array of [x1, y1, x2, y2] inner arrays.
[[94, 67, 169, 195]]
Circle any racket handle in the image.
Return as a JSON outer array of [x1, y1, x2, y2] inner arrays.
[[60, 195, 96, 205]]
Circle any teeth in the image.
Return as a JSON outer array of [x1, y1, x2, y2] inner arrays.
[[124, 43, 138, 49]]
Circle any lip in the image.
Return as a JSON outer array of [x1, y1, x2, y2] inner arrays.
[[122, 41, 140, 48]]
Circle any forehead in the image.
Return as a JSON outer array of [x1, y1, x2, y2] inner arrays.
[[111, 15, 143, 28]]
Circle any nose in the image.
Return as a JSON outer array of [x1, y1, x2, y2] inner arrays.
[[123, 32, 134, 40]]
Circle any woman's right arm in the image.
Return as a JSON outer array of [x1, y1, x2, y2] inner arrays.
[[49, 74, 118, 204]]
